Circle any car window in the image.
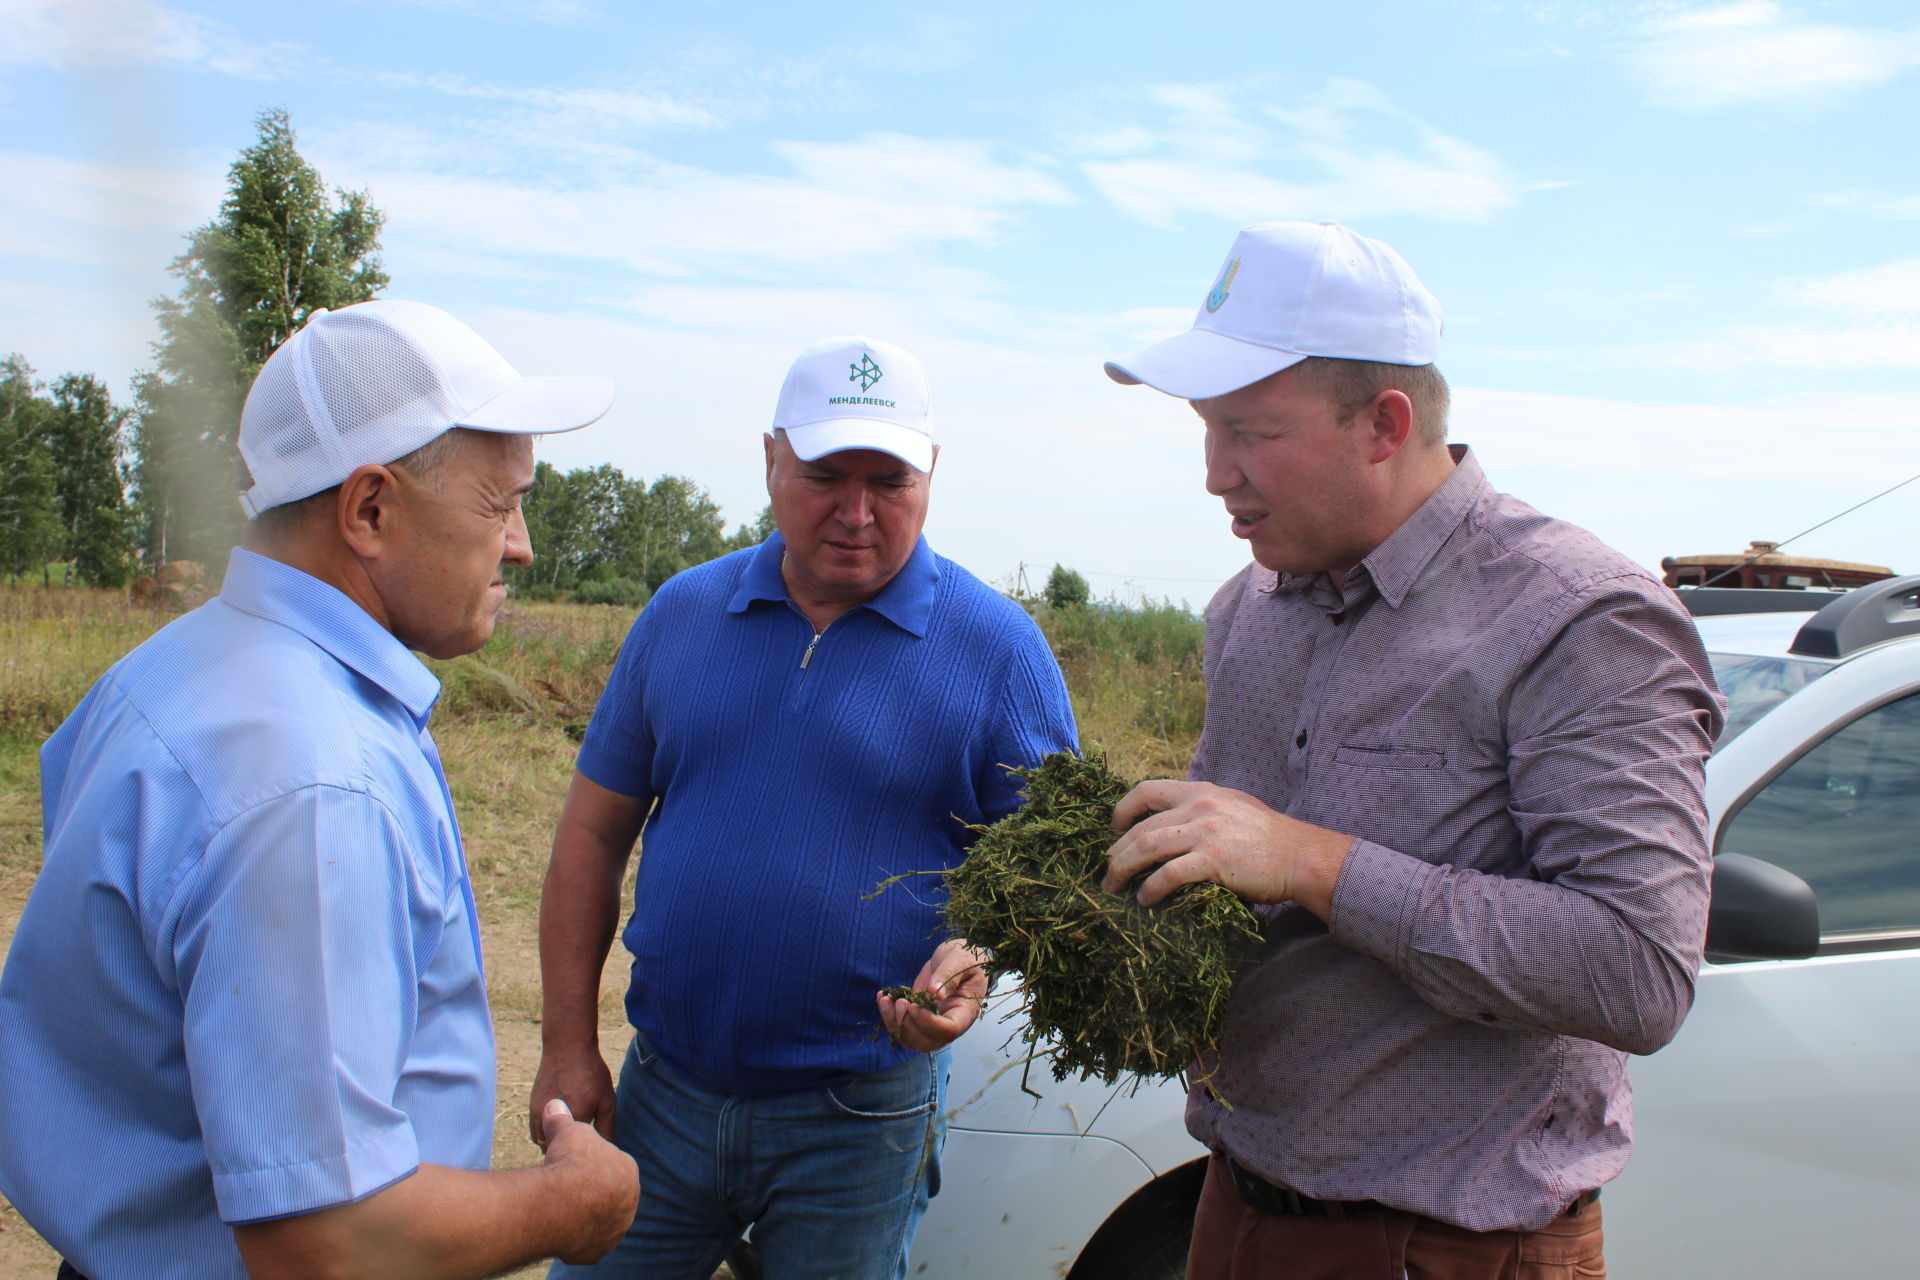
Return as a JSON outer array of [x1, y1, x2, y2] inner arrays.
[[1707, 652, 1828, 749], [1719, 691, 1920, 939]]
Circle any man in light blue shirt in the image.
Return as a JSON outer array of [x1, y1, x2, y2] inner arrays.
[[0, 300, 638, 1279]]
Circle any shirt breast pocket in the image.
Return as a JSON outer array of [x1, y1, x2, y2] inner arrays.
[[1332, 744, 1447, 770]]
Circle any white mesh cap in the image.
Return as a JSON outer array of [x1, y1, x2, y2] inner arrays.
[[238, 299, 614, 516], [771, 334, 934, 472]]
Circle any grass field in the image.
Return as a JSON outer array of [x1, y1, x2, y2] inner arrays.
[[0, 583, 1205, 1274]]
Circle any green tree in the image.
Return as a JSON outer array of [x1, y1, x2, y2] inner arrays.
[[1046, 563, 1092, 611], [511, 463, 746, 594], [48, 373, 137, 586], [612, 475, 729, 591], [724, 504, 776, 552], [134, 107, 387, 567], [519, 462, 629, 589], [0, 356, 62, 584]]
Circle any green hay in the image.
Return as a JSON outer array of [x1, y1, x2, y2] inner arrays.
[[940, 748, 1263, 1092]]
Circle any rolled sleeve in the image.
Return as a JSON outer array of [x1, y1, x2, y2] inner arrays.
[[170, 786, 429, 1223]]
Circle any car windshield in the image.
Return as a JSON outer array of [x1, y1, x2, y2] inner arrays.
[[1707, 652, 1829, 749]]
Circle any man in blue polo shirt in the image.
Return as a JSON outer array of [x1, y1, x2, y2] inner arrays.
[[532, 334, 1079, 1279], [0, 301, 638, 1279]]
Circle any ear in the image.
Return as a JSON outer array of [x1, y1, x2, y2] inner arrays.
[[1360, 390, 1416, 465], [337, 463, 400, 559], [763, 432, 779, 491], [924, 442, 940, 479]]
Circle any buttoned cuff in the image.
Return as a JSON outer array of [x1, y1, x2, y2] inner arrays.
[[1326, 838, 1438, 971]]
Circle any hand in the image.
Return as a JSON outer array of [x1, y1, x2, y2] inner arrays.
[[539, 1098, 640, 1265], [877, 938, 990, 1052], [1100, 780, 1354, 918], [530, 1041, 616, 1146]]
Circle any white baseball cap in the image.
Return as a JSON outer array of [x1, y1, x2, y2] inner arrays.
[[771, 334, 934, 472], [237, 299, 615, 516], [1104, 221, 1442, 400]]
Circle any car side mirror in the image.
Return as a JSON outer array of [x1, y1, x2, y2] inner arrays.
[[1705, 852, 1820, 963]]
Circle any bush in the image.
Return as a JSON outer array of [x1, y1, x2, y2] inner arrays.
[[1045, 564, 1091, 611], [514, 583, 561, 603], [571, 578, 651, 608]]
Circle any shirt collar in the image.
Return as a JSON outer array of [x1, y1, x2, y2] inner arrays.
[[726, 531, 939, 638], [1263, 444, 1485, 611], [218, 546, 443, 727], [1361, 444, 1484, 609]]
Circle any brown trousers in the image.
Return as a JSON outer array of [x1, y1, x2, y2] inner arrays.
[[1189, 1157, 1606, 1280]]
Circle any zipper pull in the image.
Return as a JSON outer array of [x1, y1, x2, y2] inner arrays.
[[800, 632, 821, 669]]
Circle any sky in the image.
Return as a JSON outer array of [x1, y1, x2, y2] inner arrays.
[[4, 0, 1920, 604]]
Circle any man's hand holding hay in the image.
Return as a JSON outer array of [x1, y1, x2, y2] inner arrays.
[[1102, 780, 1356, 920], [876, 938, 991, 1052]]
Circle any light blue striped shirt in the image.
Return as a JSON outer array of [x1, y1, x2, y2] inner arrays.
[[0, 548, 495, 1279]]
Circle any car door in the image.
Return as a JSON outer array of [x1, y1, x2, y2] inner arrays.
[[1605, 668, 1920, 1278]]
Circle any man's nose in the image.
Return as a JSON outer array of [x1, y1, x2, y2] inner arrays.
[[504, 505, 534, 567], [1204, 436, 1242, 497], [835, 484, 875, 528]]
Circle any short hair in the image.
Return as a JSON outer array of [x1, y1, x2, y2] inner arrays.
[[1292, 357, 1450, 446], [243, 427, 477, 547]]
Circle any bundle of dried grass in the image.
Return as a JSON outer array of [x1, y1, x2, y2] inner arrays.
[[942, 748, 1263, 1090]]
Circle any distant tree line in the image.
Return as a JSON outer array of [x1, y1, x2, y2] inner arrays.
[[0, 360, 137, 585], [0, 107, 767, 595], [515, 462, 772, 605]]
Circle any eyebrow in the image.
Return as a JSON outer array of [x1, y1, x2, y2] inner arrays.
[[802, 463, 914, 483]]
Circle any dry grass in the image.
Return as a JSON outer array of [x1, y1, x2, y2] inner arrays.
[[0, 586, 171, 741], [1034, 598, 1205, 781], [0, 584, 1204, 1268]]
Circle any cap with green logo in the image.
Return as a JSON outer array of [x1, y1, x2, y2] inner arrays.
[[1104, 221, 1442, 401], [772, 334, 934, 471]]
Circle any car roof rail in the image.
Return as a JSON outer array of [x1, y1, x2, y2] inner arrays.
[[1676, 587, 1846, 618], [1789, 575, 1920, 658]]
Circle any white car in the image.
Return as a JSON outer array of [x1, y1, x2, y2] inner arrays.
[[905, 578, 1920, 1280]]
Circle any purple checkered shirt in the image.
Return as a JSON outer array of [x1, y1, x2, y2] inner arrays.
[[1186, 446, 1723, 1232]]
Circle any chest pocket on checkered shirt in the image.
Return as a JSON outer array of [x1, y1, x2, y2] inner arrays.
[[1332, 745, 1447, 769]]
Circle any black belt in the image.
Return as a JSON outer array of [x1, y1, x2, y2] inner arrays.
[[1223, 1156, 1600, 1220]]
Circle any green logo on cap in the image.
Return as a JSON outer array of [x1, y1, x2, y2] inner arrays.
[[1205, 257, 1240, 314], [849, 354, 884, 392]]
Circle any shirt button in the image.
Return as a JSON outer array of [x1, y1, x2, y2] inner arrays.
[[1295, 732, 1307, 749]]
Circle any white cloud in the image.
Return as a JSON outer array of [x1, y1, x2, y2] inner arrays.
[[1809, 189, 1920, 221], [0, 149, 216, 267], [1074, 78, 1531, 228], [1458, 385, 1920, 576], [0, 0, 307, 77], [367, 0, 598, 22], [352, 131, 1073, 282], [1627, 1, 1920, 108], [1784, 257, 1920, 318], [368, 73, 719, 132], [1586, 256, 1920, 372]]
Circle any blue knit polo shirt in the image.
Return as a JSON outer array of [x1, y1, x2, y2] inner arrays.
[[577, 532, 1077, 1095]]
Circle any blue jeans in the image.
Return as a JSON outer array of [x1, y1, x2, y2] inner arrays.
[[551, 1033, 949, 1280]]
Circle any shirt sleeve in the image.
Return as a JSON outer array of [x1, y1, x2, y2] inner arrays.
[[576, 608, 658, 798], [978, 615, 1081, 822], [1327, 581, 1725, 1055], [168, 785, 431, 1223]]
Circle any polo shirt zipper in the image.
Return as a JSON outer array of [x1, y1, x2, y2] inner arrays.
[[784, 601, 836, 700]]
